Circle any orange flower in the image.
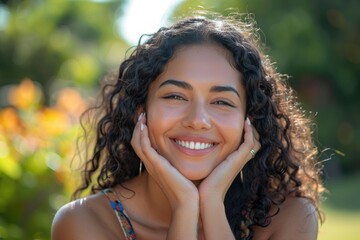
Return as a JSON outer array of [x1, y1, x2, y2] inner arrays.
[[36, 107, 69, 136], [0, 107, 23, 134], [8, 78, 42, 110], [56, 88, 87, 118]]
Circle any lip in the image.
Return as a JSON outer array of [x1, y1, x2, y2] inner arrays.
[[170, 136, 218, 156], [171, 135, 215, 143]]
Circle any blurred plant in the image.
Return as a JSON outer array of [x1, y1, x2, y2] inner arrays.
[[0, 0, 128, 96], [0, 79, 87, 239]]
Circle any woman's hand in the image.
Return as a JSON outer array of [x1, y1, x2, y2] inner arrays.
[[198, 117, 260, 202], [198, 117, 261, 240], [131, 112, 199, 209], [131, 113, 199, 240]]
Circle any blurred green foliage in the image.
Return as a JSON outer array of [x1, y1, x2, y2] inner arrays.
[[175, 0, 360, 175], [0, 1, 127, 239], [0, 0, 128, 94]]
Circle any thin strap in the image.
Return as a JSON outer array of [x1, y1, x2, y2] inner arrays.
[[102, 189, 136, 240]]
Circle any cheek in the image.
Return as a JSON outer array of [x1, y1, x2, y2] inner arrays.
[[145, 110, 160, 149], [222, 117, 244, 149], [145, 104, 178, 149], [147, 102, 186, 129]]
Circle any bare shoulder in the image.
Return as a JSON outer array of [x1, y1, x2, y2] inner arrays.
[[51, 192, 123, 240], [253, 197, 319, 240]]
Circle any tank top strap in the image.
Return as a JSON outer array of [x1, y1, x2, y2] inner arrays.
[[102, 188, 136, 240]]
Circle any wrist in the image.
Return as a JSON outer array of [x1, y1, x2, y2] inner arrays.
[[172, 198, 199, 214], [200, 197, 224, 213], [168, 201, 199, 240], [199, 191, 223, 205]]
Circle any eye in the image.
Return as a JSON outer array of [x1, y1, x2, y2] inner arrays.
[[212, 100, 235, 108], [163, 94, 187, 101]]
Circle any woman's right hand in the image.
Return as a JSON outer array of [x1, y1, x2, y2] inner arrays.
[[131, 113, 199, 239], [131, 112, 199, 211]]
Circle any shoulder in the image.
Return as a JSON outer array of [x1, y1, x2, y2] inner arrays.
[[253, 197, 319, 240], [51, 192, 123, 240]]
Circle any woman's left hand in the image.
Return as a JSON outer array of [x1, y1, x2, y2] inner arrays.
[[198, 117, 261, 240], [198, 117, 261, 203]]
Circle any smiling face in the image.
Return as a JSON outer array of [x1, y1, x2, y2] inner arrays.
[[145, 43, 247, 181]]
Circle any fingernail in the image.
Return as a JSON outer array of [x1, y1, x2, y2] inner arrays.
[[138, 112, 143, 122], [246, 117, 251, 126], [140, 123, 144, 131]]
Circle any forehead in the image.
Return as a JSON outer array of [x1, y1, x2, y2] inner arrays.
[[158, 43, 242, 85]]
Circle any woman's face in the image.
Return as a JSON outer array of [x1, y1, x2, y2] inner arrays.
[[146, 44, 247, 181]]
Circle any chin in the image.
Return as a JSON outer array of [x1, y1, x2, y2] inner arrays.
[[180, 169, 210, 182]]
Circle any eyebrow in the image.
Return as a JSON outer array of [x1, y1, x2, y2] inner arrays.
[[159, 79, 192, 89], [159, 79, 241, 98], [210, 85, 240, 98]]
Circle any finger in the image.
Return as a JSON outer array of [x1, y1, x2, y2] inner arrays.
[[252, 126, 260, 141], [243, 118, 262, 160], [250, 124, 261, 156], [131, 112, 143, 144], [138, 116, 173, 174], [249, 139, 261, 159], [248, 116, 259, 139], [243, 117, 255, 149], [131, 112, 147, 161], [220, 118, 255, 172]]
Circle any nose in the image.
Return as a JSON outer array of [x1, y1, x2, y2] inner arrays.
[[182, 101, 212, 130]]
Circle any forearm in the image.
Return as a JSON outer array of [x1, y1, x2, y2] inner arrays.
[[201, 198, 235, 240], [167, 203, 199, 240]]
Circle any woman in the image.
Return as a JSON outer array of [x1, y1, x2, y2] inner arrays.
[[52, 14, 324, 240]]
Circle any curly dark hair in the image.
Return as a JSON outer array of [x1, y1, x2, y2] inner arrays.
[[73, 13, 324, 239]]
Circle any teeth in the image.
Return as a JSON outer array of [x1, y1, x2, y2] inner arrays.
[[175, 140, 213, 150]]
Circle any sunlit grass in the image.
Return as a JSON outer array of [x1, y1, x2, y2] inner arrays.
[[318, 173, 360, 240], [318, 206, 360, 240]]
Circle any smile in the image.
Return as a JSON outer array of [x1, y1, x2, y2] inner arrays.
[[174, 139, 214, 150]]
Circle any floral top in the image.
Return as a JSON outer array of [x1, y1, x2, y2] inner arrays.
[[102, 189, 136, 240]]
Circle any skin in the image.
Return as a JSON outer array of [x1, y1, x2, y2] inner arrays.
[[51, 44, 318, 240]]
